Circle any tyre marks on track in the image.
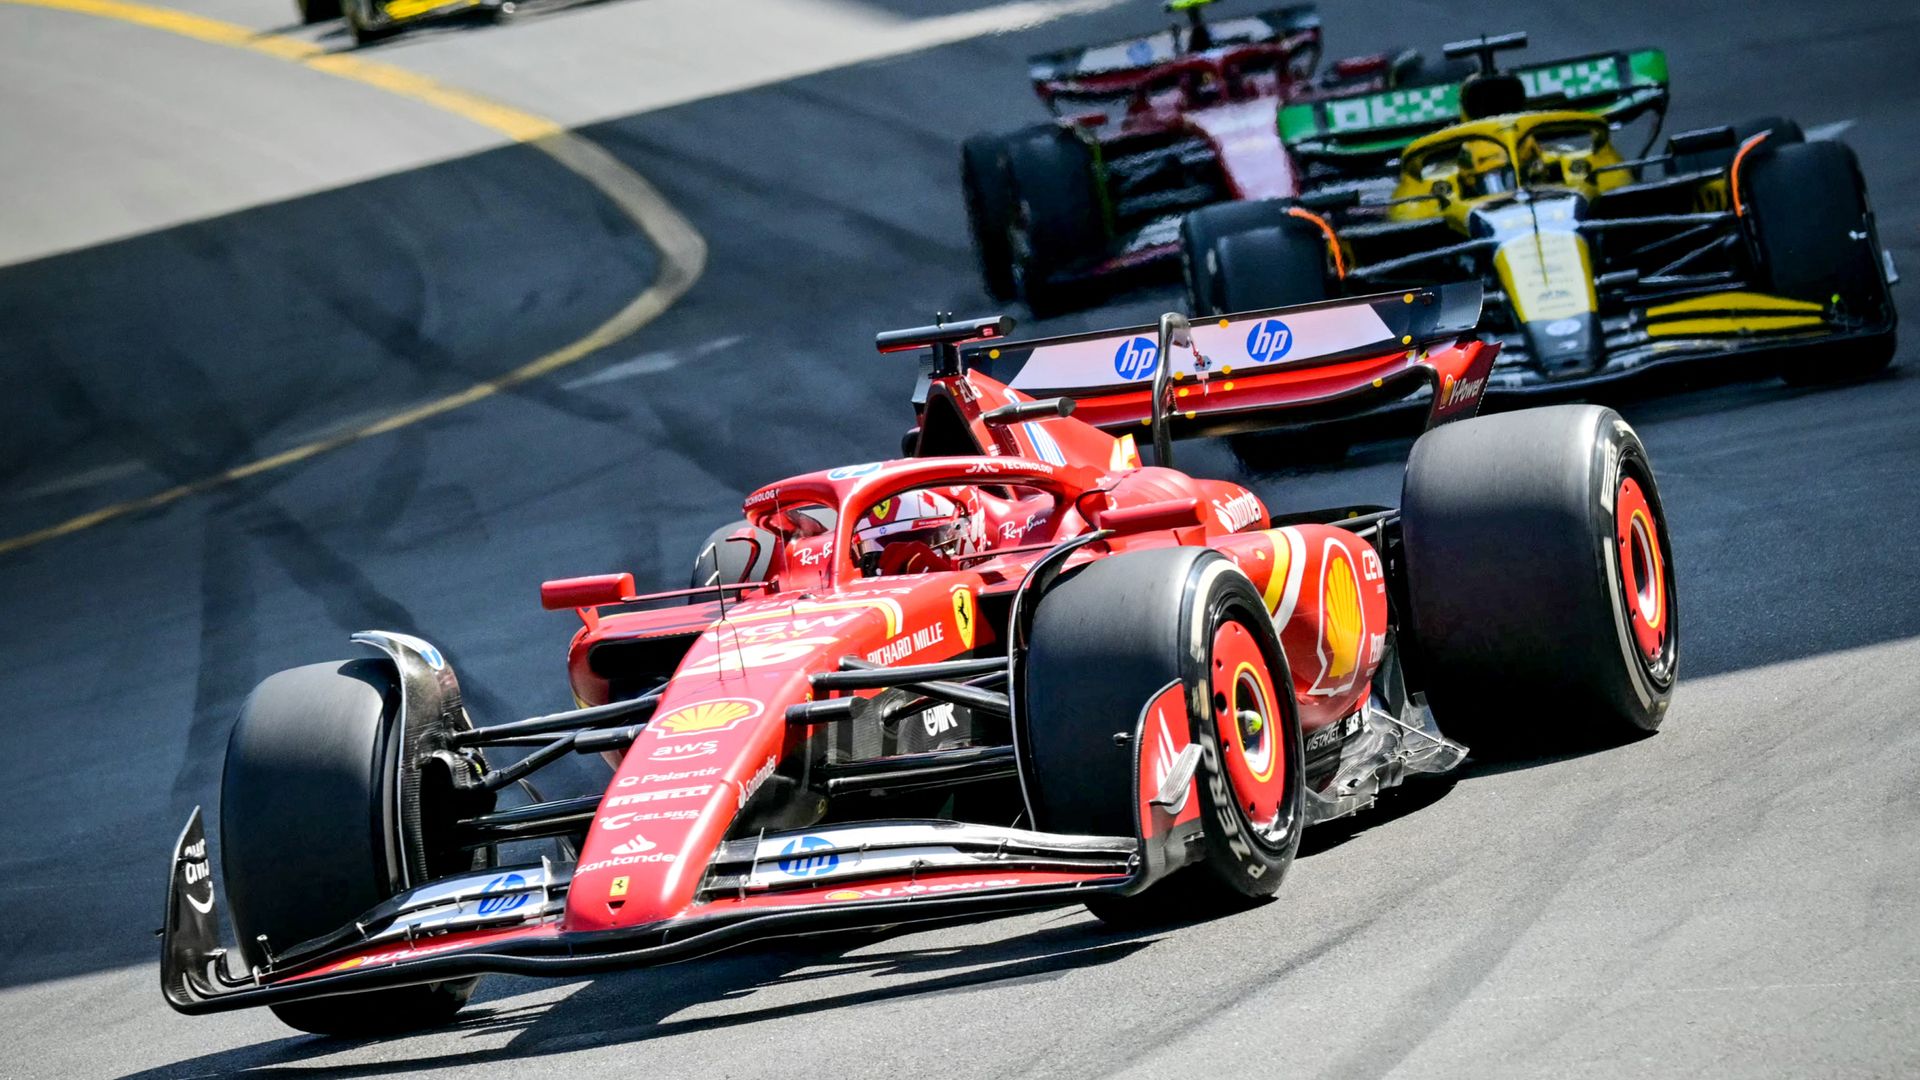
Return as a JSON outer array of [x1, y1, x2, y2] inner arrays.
[[0, 0, 707, 558]]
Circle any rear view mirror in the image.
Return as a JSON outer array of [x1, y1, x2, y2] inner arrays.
[[1666, 125, 1736, 159], [540, 573, 635, 611]]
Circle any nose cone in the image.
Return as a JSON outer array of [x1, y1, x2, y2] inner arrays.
[[1522, 313, 1602, 377]]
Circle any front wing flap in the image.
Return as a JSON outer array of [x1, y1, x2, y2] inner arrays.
[[160, 808, 1140, 1015]]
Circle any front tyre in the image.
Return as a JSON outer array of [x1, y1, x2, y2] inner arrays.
[[1024, 548, 1305, 923], [1742, 139, 1898, 384], [222, 660, 479, 1034], [1400, 405, 1678, 754]]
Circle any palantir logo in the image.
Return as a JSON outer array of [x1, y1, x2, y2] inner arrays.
[[1245, 319, 1294, 364], [1112, 336, 1159, 381], [776, 836, 839, 877], [476, 872, 528, 916]]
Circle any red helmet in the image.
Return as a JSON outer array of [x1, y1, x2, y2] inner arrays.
[[852, 487, 984, 575]]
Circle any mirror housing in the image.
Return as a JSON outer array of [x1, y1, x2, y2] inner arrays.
[[540, 573, 635, 611], [1666, 125, 1736, 159]]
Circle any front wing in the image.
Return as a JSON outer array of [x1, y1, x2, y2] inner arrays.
[[161, 810, 1142, 1014]]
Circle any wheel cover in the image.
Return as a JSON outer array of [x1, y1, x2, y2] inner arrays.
[[1615, 476, 1669, 662], [1209, 619, 1289, 844]]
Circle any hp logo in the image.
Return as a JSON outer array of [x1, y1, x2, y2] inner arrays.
[[776, 836, 839, 877], [476, 873, 528, 915], [1245, 319, 1294, 364], [1112, 336, 1159, 381]]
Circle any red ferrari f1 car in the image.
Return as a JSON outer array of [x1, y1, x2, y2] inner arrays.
[[162, 285, 1679, 1034], [961, 0, 1446, 313]]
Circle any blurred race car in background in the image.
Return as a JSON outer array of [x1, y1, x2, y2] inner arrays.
[[161, 287, 1678, 1035], [1183, 32, 1900, 407], [960, 0, 1453, 313], [296, 0, 506, 45]]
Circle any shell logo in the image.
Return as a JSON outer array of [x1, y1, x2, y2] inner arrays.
[[825, 889, 865, 902], [1311, 541, 1366, 695], [654, 698, 762, 738]]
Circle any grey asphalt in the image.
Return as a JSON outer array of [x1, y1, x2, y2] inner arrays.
[[1, 1, 1917, 1077]]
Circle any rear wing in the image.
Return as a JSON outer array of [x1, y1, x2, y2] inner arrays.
[[1279, 47, 1669, 163], [1028, 5, 1319, 92], [959, 282, 1493, 441]]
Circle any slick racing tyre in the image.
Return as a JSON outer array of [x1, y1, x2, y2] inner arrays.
[[961, 132, 1023, 302], [296, 0, 342, 23], [1741, 140, 1897, 384], [1181, 200, 1293, 317], [689, 520, 776, 589], [1004, 127, 1104, 316], [1183, 201, 1330, 317], [1400, 405, 1678, 755], [1025, 547, 1305, 925], [222, 660, 481, 1034]]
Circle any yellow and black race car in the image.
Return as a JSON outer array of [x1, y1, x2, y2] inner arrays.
[[1182, 32, 1898, 402], [296, 0, 505, 45]]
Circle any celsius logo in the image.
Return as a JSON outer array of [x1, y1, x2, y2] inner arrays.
[[776, 836, 839, 877], [476, 873, 528, 916], [1112, 336, 1159, 381], [1245, 319, 1293, 364]]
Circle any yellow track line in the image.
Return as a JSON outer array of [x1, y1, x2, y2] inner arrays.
[[0, 0, 707, 556]]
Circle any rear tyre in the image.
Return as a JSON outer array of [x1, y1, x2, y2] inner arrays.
[[1742, 140, 1897, 384], [1400, 405, 1678, 755], [297, 0, 342, 23], [961, 132, 1023, 302], [1191, 208, 1330, 317], [1004, 128, 1105, 317], [1025, 548, 1305, 924], [689, 521, 775, 590], [1181, 200, 1297, 317], [222, 660, 479, 1035]]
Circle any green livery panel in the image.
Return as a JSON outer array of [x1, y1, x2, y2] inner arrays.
[[1279, 48, 1669, 159]]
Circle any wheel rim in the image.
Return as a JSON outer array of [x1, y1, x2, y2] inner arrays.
[[1209, 619, 1290, 846], [1615, 475, 1670, 665]]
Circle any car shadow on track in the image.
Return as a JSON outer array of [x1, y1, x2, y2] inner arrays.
[[119, 917, 1162, 1078]]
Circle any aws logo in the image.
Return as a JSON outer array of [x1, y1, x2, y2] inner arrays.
[[654, 697, 762, 738], [1309, 540, 1366, 696]]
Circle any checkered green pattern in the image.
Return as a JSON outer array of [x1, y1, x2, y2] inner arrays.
[[1326, 85, 1462, 133], [1518, 58, 1622, 101]]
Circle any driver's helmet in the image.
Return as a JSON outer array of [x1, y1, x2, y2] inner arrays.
[[852, 487, 985, 575]]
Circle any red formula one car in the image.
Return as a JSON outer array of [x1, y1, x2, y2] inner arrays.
[[162, 286, 1679, 1034], [961, 0, 1447, 313]]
